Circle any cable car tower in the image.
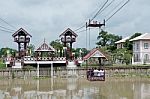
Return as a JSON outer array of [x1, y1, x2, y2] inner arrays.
[[85, 19, 105, 49]]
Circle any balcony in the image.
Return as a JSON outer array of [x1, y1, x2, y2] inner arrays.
[[61, 37, 76, 43], [14, 37, 30, 43]]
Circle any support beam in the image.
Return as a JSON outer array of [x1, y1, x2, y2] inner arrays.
[[51, 63, 53, 77], [37, 63, 39, 78]]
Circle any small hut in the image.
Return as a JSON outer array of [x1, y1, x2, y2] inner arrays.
[[83, 48, 109, 66], [35, 40, 55, 61]]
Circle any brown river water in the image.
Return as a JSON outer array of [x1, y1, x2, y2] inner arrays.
[[0, 77, 149, 99]]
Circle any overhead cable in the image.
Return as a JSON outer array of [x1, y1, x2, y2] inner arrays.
[[0, 17, 16, 29], [105, 0, 130, 22]]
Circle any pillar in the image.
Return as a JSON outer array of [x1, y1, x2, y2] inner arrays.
[[37, 63, 39, 78], [51, 63, 53, 77]]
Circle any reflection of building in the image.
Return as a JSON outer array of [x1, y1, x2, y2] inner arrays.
[[133, 83, 150, 99], [1, 79, 150, 99]]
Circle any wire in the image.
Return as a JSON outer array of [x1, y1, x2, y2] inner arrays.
[[74, 0, 110, 32], [0, 28, 14, 33], [91, 0, 109, 21], [0, 17, 16, 29], [103, 0, 124, 19], [0, 25, 15, 32], [74, 24, 86, 31], [106, 0, 130, 22]]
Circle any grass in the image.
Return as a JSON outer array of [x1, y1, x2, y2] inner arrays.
[[0, 62, 6, 69]]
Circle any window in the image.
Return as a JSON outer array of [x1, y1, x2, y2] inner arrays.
[[136, 43, 139, 50], [144, 43, 149, 49], [133, 43, 135, 50], [144, 54, 149, 61]]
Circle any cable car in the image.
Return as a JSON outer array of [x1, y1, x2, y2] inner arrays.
[[86, 68, 105, 81]]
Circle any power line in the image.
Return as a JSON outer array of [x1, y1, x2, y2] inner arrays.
[[103, 0, 124, 19], [0, 17, 16, 29], [106, 0, 130, 22], [90, 0, 109, 21], [0, 25, 15, 32], [0, 28, 14, 33], [74, 0, 110, 32]]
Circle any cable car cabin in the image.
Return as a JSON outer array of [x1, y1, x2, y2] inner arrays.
[[86, 68, 105, 81]]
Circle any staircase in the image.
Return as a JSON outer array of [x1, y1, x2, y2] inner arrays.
[[12, 61, 22, 69]]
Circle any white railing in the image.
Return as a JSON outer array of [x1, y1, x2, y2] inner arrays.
[[24, 57, 66, 61]]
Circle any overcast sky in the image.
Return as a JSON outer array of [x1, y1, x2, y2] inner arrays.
[[0, 0, 150, 50]]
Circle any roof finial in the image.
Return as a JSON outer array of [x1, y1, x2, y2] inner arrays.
[[44, 38, 46, 43]]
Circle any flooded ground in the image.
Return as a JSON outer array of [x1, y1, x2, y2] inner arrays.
[[0, 77, 149, 99]]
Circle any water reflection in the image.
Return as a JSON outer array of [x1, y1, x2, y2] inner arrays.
[[0, 78, 149, 99]]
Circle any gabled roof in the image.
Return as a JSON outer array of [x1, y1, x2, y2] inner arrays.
[[83, 48, 108, 60], [59, 28, 78, 37], [115, 36, 129, 44], [12, 28, 32, 37], [130, 33, 150, 41], [35, 41, 55, 52]]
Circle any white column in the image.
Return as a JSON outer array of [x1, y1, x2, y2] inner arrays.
[[37, 63, 39, 78], [51, 63, 53, 77]]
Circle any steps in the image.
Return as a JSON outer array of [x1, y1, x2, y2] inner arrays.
[[12, 62, 22, 69]]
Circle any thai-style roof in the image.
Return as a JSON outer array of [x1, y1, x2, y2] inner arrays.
[[12, 28, 32, 37], [35, 40, 55, 52], [129, 33, 150, 41], [59, 28, 78, 37], [83, 48, 108, 60], [115, 36, 129, 44]]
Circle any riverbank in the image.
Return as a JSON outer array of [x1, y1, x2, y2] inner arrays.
[[0, 66, 149, 79]]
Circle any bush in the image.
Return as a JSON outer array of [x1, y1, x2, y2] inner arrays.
[[0, 63, 6, 69]]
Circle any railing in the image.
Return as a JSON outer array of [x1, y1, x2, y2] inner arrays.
[[24, 57, 66, 61]]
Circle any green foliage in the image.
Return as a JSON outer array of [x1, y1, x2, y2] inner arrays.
[[0, 63, 6, 69], [112, 48, 132, 65], [96, 30, 122, 52], [50, 39, 64, 50], [27, 44, 35, 56], [0, 47, 17, 58], [124, 33, 142, 51]]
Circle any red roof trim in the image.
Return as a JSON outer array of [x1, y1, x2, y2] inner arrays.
[[83, 48, 107, 60]]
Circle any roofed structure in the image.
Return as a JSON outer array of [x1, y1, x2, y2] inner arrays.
[[35, 40, 55, 52], [12, 28, 32, 37], [59, 28, 78, 37], [130, 33, 150, 41], [83, 48, 108, 60], [115, 36, 129, 44]]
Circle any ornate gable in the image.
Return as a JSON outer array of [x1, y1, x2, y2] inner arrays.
[[36, 41, 55, 52], [83, 48, 108, 60]]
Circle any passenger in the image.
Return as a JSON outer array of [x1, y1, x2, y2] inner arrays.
[[101, 69, 104, 76], [93, 68, 99, 76]]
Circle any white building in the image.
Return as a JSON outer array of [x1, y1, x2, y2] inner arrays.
[[130, 33, 150, 64], [115, 36, 129, 49]]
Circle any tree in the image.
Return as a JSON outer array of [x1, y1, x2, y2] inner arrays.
[[113, 48, 132, 65], [96, 30, 122, 52], [0, 48, 16, 58], [50, 39, 64, 57], [124, 33, 142, 51], [27, 44, 35, 56]]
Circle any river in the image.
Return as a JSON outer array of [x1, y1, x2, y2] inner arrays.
[[0, 77, 149, 99]]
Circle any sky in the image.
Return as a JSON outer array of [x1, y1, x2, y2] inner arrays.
[[0, 0, 150, 50]]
